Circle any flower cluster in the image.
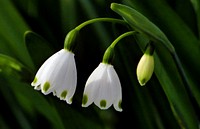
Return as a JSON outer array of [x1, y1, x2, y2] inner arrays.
[[31, 46, 123, 111], [31, 23, 154, 112]]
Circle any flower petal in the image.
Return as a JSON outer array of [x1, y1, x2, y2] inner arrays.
[[94, 65, 113, 109], [40, 49, 67, 94], [53, 52, 77, 104], [82, 63, 105, 107], [108, 66, 122, 111], [31, 49, 61, 90]]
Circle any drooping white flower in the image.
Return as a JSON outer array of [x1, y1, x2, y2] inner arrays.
[[82, 63, 122, 112], [31, 49, 77, 104], [136, 53, 154, 86]]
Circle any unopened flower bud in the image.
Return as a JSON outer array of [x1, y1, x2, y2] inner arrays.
[[136, 43, 154, 86]]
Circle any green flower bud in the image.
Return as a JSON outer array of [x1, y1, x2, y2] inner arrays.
[[64, 29, 79, 51], [136, 43, 154, 86]]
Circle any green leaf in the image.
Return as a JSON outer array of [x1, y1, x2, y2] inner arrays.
[[0, 76, 33, 129], [0, 54, 23, 71], [24, 31, 54, 69], [136, 0, 200, 78], [0, 0, 34, 70], [2, 75, 66, 129], [110, 3, 175, 53], [79, 0, 113, 49], [0, 54, 24, 77], [190, 0, 200, 38]]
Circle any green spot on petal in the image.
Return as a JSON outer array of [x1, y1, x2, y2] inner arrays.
[[118, 100, 122, 109], [70, 97, 73, 103], [61, 90, 67, 98], [100, 100, 107, 108], [32, 77, 37, 84], [43, 82, 50, 92], [82, 94, 88, 105]]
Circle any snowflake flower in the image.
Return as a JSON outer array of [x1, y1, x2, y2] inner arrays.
[[82, 63, 122, 112], [31, 49, 77, 104]]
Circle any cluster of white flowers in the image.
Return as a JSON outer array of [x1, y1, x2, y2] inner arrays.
[[31, 48, 122, 111], [31, 28, 154, 112], [31, 45, 154, 112]]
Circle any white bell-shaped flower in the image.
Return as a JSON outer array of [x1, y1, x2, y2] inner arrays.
[[31, 49, 77, 104], [82, 63, 122, 112]]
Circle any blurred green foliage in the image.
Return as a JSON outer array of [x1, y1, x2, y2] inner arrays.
[[0, 0, 199, 129]]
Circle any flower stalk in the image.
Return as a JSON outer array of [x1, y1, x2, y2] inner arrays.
[[74, 18, 126, 31], [64, 29, 79, 51], [102, 31, 136, 64]]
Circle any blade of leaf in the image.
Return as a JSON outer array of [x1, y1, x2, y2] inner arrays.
[[0, 76, 32, 129], [190, 0, 200, 38], [24, 31, 54, 70], [0, 54, 23, 71], [60, 0, 78, 31], [0, 53, 33, 82], [141, 0, 199, 75], [4, 76, 66, 129], [79, 0, 112, 49], [141, 0, 200, 87], [110, 3, 175, 53], [0, 0, 34, 70]]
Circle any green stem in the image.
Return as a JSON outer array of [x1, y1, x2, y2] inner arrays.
[[145, 42, 155, 55], [64, 18, 126, 51], [75, 18, 126, 31], [110, 31, 136, 48], [102, 31, 136, 64]]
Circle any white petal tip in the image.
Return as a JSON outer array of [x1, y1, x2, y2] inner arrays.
[[115, 108, 123, 112], [66, 97, 73, 104], [81, 104, 88, 107], [31, 77, 38, 86], [66, 101, 72, 104], [114, 100, 123, 112], [34, 85, 41, 90]]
